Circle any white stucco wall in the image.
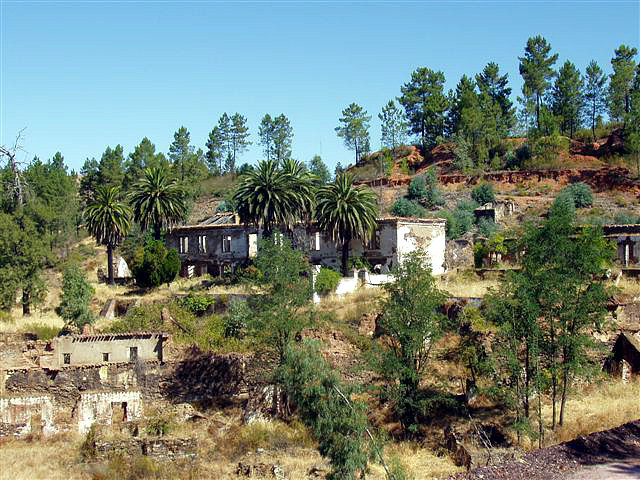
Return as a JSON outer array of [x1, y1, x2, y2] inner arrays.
[[396, 220, 446, 275], [0, 395, 56, 435], [76, 391, 143, 434]]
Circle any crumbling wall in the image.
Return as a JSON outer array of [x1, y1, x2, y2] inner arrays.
[[397, 220, 446, 274], [76, 391, 143, 433], [0, 395, 55, 435]]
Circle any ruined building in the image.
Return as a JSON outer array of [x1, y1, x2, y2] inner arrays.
[[603, 224, 640, 276], [0, 333, 165, 435], [165, 213, 447, 277]]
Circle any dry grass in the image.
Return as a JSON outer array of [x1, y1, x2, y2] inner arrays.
[[0, 433, 89, 480], [616, 277, 640, 297], [541, 377, 640, 447], [437, 271, 499, 298]]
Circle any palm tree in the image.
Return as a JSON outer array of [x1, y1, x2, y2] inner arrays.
[[233, 159, 314, 236], [281, 157, 316, 221], [315, 173, 378, 276], [129, 166, 187, 240], [83, 185, 132, 285]]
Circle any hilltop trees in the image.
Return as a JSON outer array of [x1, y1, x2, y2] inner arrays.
[[128, 166, 187, 240], [335, 103, 372, 165], [519, 36, 558, 130], [83, 185, 132, 285], [476, 62, 516, 135], [124, 138, 168, 189], [609, 45, 638, 122], [583, 61, 608, 141], [550, 61, 584, 138], [259, 113, 293, 165], [309, 155, 331, 185], [315, 174, 378, 275], [168, 126, 207, 184], [379, 100, 408, 152], [399, 67, 448, 152]]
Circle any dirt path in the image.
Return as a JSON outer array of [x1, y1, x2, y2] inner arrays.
[[449, 420, 640, 480], [564, 461, 640, 479]]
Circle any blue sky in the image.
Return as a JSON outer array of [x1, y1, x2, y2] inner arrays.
[[1, 1, 638, 173]]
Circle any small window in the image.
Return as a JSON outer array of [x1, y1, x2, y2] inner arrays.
[[129, 347, 138, 363], [63, 353, 71, 365], [222, 235, 232, 253], [179, 237, 189, 253], [198, 235, 207, 253], [103, 353, 110, 362]]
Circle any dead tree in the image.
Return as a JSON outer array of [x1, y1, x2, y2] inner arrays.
[[0, 128, 27, 209]]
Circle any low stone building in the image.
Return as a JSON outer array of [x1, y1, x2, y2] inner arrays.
[[40, 332, 168, 369], [166, 214, 447, 277]]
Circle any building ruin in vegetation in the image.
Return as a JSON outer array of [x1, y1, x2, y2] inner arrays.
[[165, 213, 447, 277], [603, 224, 640, 276]]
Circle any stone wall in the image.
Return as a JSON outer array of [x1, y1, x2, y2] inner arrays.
[[0, 346, 254, 437], [94, 437, 198, 461]]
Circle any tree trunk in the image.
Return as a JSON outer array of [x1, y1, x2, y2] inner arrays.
[[536, 93, 541, 131], [524, 344, 530, 418], [591, 105, 596, 142], [559, 368, 569, 426], [154, 223, 162, 240], [341, 237, 351, 277], [22, 289, 30, 316], [107, 244, 115, 286], [551, 375, 557, 430]]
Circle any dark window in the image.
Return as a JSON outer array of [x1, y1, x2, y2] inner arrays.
[[103, 353, 110, 362], [129, 347, 138, 363], [63, 353, 71, 365], [222, 235, 232, 253]]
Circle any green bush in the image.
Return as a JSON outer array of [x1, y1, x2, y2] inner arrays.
[[531, 134, 569, 168], [562, 182, 593, 208], [145, 411, 174, 436], [177, 293, 214, 315], [315, 268, 342, 295], [477, 217, 498, 237], [614, 211, 640, 224], [224, 299, 251, 339], [55, 263, 95, 329], [348, 256, 370, 272], [471, 184, 495, 205], [109, 304, 164, 333], [407, 176, 427, 200], [131, 239, 180, 289], [391, 198, 425, 218]]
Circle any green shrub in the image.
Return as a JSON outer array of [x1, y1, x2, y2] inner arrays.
[[407, 176, 426, 200], [348, 256, 370, 272], [315, 268, 342, 295], [391, 198, 425, 218], [477, 217, 498, 237], [531, 134, 569, 168], [55, 263, 94, 329], [471, 184, 495, 205], [562, 182, 593, 208], [224, 299, 251, 339], [177, 293, 214, 315], [109, 304, 164, 333], [145, 411, 174, 436], [131, 239, 180, 289], [80, 425, 98, 460], [614, 211, 640, 224]]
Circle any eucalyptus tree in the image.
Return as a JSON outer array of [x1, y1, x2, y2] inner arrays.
[[315, 173, 378, 276], [83, 185, 132, 285], [128, 166, 187, 240]]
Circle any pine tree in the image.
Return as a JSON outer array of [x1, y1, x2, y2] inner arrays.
[[398, 67, 448, 152], [309, 155, 331, 184], [124, 138, 167, 189], [228, 113, 251, 174], [205, 125, 225, 175], [609, 45, 638, 122], [378, 100, 407, 152], [583, 61, 608, 142], [476, 62, 516, 135], [168, 126, 193, 181], [272, 114, 293, 165], [550, 61, 584, 138], [335, 103, 371, 165], [98, 145, 125, 188], [518, 36, 558, 130]]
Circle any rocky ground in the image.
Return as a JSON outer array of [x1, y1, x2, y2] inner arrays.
[[448, 420, 640, 480]]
